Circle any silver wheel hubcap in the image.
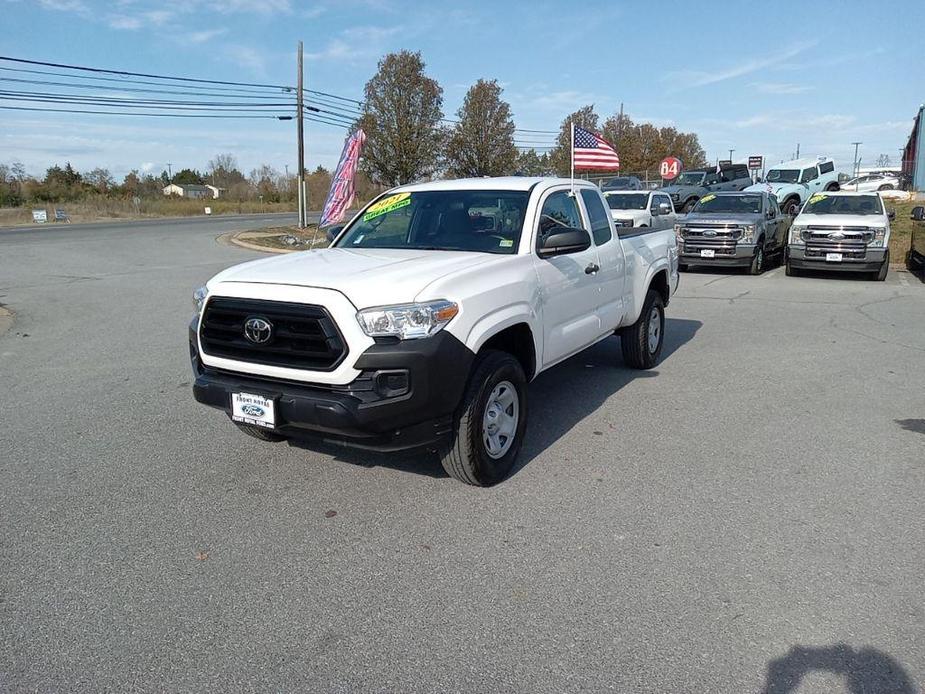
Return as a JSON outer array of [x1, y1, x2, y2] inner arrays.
[[482, 380, 519, 459], [647, 306, 661, 354]]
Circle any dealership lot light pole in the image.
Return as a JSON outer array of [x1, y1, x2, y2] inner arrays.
[[851, 141, 862, 186]]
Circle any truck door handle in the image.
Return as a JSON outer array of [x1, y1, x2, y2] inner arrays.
[[585, 263, 600, 275]]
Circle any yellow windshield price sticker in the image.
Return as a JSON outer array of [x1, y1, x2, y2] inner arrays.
[[700, 194, 716, 204], [363, 192, 411, 221], [499, 239, 513, 248], [809, 194, 827, 203]]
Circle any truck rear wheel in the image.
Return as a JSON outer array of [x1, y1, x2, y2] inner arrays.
[[620, 289, 665, 370], [234, 422, 286, 442], [439, 350, 527, 486]]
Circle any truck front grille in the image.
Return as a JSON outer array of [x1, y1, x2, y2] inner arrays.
[[802, 226, 871, 259], [200, 297, 347, 371], [680, 225, 742, 255]]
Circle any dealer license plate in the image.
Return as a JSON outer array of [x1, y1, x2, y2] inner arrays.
[[826, 253, 843, 262], [700, 249, 715, 258], [231, 392, 276, 429]]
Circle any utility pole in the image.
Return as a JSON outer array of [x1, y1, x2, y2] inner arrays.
[[728, 149, 735, 163], [296, 41, 306, 229], [851, 141, 862, 185], [795, 143, 800, 159], [166, 162, 172, 180]]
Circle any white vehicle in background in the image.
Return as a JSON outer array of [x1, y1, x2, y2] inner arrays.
[[745, 156, 841, 216], [603, 190, 677, 231], [190, 177, 680, 486], [786, 191, 893, 281], [841, 172, 900, 192]]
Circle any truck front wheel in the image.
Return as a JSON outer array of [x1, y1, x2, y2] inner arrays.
[[439, 350, 527, 486], [620, 289, 665, 369], [784, 198, 801, 216]]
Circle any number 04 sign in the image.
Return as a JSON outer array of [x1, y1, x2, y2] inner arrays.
[[659, 157, 682, 181]]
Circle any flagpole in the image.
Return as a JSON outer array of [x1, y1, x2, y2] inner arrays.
[[570, 121, 575, 196]]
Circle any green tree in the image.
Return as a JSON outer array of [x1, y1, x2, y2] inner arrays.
[[172, 168, 204, 185], [514, 149, 553, 176], [357, 50, 446, 185], [601, 113, 706, 172], [446, 79, 517, 177], [84, 167, 114, 193], [208, 153, 247, 189], [549, 105, 600, 176]]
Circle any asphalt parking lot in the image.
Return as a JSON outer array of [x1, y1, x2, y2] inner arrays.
[[1, 217, 923, 692]]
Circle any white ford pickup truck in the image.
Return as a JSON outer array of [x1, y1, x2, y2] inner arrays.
[[190, 177, 680, 485]]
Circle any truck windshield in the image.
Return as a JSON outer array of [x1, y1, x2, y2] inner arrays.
[[605, 193, 648, 210], [766, 169, 800, 183], [802, 194, 883, 216], [692, 194, 763, 214], [335, 190, 529, 254], [673, 172, 705, 185]]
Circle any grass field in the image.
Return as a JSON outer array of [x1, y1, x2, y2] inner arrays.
[[0, 198, 295, 227]]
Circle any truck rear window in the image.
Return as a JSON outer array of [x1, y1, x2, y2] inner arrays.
[[337, 190, 530, 254]]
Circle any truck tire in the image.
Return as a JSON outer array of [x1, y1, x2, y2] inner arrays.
[[439, 350, 527, 486], [620, 290, 665, 370], [749, 243, 765, 275], [784, 197, 801, 216], [682, 198, 697, 213], [825, 182, 840, 192], [235, 422, 286, 442], [872, 251, 889, 281]]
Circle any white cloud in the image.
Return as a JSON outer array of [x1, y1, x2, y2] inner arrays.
[[143, 9, 172, 24], [751, 82, 811, 95], [108, 14, 142, 29], [141, 162, 155, 172], [214, 0, 291, 14], [225, 46, 267, 74], [37, 0, 88, 11], [665, 41, 818, 88], [185, 28, 227, 44]]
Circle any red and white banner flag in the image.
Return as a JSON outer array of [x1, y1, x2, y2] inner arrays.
[[320, 128, 366, 228]]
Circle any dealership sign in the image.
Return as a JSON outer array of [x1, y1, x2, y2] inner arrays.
[[659, 157, 682, 180], [748, 156, 763, 170]]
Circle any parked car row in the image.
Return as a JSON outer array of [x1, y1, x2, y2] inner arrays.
[[674, 189, 896, 281]]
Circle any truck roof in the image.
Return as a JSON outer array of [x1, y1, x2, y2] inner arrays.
[[770, 157, 833, 169], [391, 177, 597, 194]]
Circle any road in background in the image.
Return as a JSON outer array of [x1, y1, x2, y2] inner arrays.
[[1, 221, 923, 692]]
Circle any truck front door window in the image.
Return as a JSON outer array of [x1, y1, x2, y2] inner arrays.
[[537, 191, 585, 249]]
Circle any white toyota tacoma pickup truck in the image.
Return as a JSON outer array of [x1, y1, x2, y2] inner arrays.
[[190, 177, 680, 485]]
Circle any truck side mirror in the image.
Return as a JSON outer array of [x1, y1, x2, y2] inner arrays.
[[887, 209, 896, 221], [912, 206, 925, 221], [658, 203, 672, 215], [538, 228, 592, 258], [325, 224, 344, 242]]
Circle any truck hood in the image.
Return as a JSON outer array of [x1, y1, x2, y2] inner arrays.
[[660, 184, 700, 196], [793, 213, 888, 228], [744, 182, 803, 195], [208, 247, 503, 309], [681, 212, 762, 225]]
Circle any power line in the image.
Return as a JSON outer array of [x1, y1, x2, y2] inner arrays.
[[0, 105, 291, 119], [0, 55, 291, 90], [0, 75, 295, 100]]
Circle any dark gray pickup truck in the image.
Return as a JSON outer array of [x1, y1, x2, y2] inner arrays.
[[675, 191, 791, 275]]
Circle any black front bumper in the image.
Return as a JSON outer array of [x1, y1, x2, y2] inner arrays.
[[786, 247, 887, 273], [190, 322, 474, 452]]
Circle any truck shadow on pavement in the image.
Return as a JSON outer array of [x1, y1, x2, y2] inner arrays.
[[513, 317, 702, 476], [291, 317, 702, 481], [762, 644, 915, 693]]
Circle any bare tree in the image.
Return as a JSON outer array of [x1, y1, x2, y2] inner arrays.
[[446, 79, 517, 177], [357, 51, 446, 186]]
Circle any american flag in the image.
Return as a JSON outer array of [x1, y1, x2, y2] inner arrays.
[[320, 128, 366, 228], [573, 126, 620, 170]]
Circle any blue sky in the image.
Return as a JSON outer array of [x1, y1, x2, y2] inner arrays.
[[2, 0, 923, 180]]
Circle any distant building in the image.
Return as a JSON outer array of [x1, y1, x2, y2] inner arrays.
[[162, 183, 220, 199]]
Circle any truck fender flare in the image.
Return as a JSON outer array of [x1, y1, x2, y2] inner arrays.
[[627, 261, 672, 322], [465, 304, 541, 370]]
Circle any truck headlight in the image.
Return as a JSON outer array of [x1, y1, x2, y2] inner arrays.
[[868, 227, 886, 247], [357, 300, 459, 340], [193, 285, 208, 315], [740, 224, 756, 243], [790, 225, 806, 245]]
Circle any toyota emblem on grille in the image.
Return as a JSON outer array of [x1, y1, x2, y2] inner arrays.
[[243, 316, 272, 344]]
